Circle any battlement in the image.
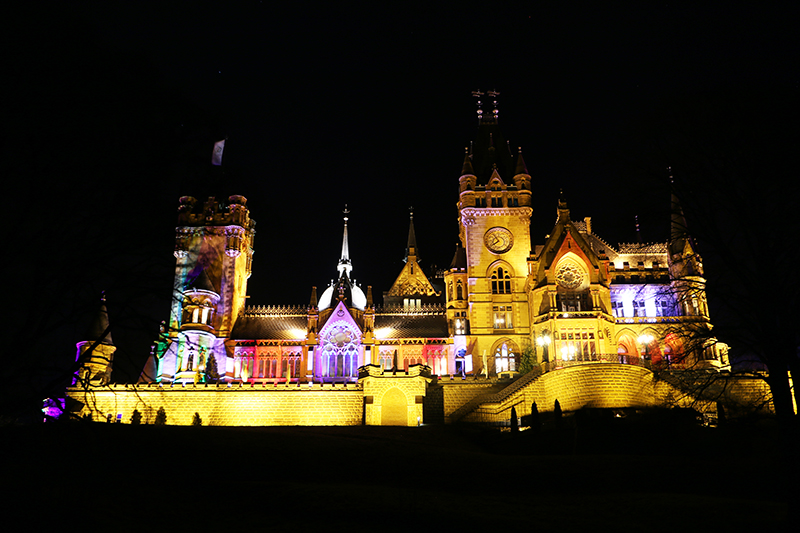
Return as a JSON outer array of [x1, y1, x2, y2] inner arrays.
[[176, 195, 254, 230]]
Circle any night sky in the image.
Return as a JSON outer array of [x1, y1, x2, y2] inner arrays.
[[5, 3, 797, 397]]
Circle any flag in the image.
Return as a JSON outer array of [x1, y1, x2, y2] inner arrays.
[[212, 139, 225, 165]]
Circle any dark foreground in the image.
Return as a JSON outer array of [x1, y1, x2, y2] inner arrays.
[[2, 417, 793, 532]]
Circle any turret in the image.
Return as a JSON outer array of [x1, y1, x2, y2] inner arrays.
[[74, 294, 116, 386], [512, 148, 532, 206]]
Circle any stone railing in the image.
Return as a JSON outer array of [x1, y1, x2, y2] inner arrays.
[[376, 303, 446, 315], [244, 305, 307, 317], [614, 316, 686, 324], [538, 353, 652, 373]]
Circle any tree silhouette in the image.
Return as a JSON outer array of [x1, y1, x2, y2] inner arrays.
[[633, 87, 800, 423]]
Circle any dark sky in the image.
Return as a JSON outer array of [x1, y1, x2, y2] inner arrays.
[[5, 3, 797, 389]]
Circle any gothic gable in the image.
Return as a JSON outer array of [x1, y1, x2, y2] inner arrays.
[[386, 260, 440, 298]]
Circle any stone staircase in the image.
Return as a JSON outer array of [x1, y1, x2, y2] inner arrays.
[[449, 369, 543, 424]]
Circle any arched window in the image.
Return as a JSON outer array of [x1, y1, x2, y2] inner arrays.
[[456, 280, 464, 300], [320, 324, 360, 380], [494, 343, 516, 373], [491, 267, 511, 294]]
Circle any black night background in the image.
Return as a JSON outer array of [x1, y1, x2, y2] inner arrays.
[[3, 2, 798, 530]]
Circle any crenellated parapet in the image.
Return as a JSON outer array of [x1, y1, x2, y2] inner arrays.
[[176, 195, 253, 229]]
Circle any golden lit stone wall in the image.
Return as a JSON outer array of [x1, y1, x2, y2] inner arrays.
[[437, 380, 502, 423], [652, 372, 773, 414], [68, 383, 363, 426], [463, 364, 658, 423], [360, 366, 430, 426], [460, 365, 774, 424]]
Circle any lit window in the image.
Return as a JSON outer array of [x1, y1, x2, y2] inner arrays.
[[495, 343, 516, 373], [493, 306, 513, 329]]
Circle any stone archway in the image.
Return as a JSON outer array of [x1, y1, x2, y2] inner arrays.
[[380, 387, 408, 426]]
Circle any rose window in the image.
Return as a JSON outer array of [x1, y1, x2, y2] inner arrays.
[[556, 264, 583, 289]]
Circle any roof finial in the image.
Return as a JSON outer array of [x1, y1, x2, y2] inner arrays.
[[472, 90, 484, 123], [636, 215, 642, 243], [488, 89, 499, 121], [338, 205, 352, 277]]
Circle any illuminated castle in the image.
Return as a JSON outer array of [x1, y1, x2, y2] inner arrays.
[[68, 95, 770, 427]]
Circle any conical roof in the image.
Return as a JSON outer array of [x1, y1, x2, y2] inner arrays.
[[449, 242, 467, 270], [84, 295, 113, 346]]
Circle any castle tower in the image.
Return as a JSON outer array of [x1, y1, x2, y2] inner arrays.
[[167, 195, 255, 382], [74, 294, 116, 386], [667, 173, 725, 369], [457, 91, 532, 376]]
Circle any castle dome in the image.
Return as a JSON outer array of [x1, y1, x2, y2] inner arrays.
[[318, 273, 366, 311]]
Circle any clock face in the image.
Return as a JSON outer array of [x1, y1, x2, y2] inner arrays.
[[484, 227, 513, 254]]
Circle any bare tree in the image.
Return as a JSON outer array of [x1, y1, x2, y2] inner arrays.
[[622, 86, 799, 425]]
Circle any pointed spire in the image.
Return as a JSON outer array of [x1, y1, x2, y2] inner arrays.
[[309, 286, 318, 308], [449, 242, 467, 270], [85, 292, 113, 346], [366, 285, 373, 307], [404, 207, 418, 262], [461, 148, 475, 176], [514, 147, 529, 176], [669, 167, 692, 255], [337, 205, 352, 277]]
